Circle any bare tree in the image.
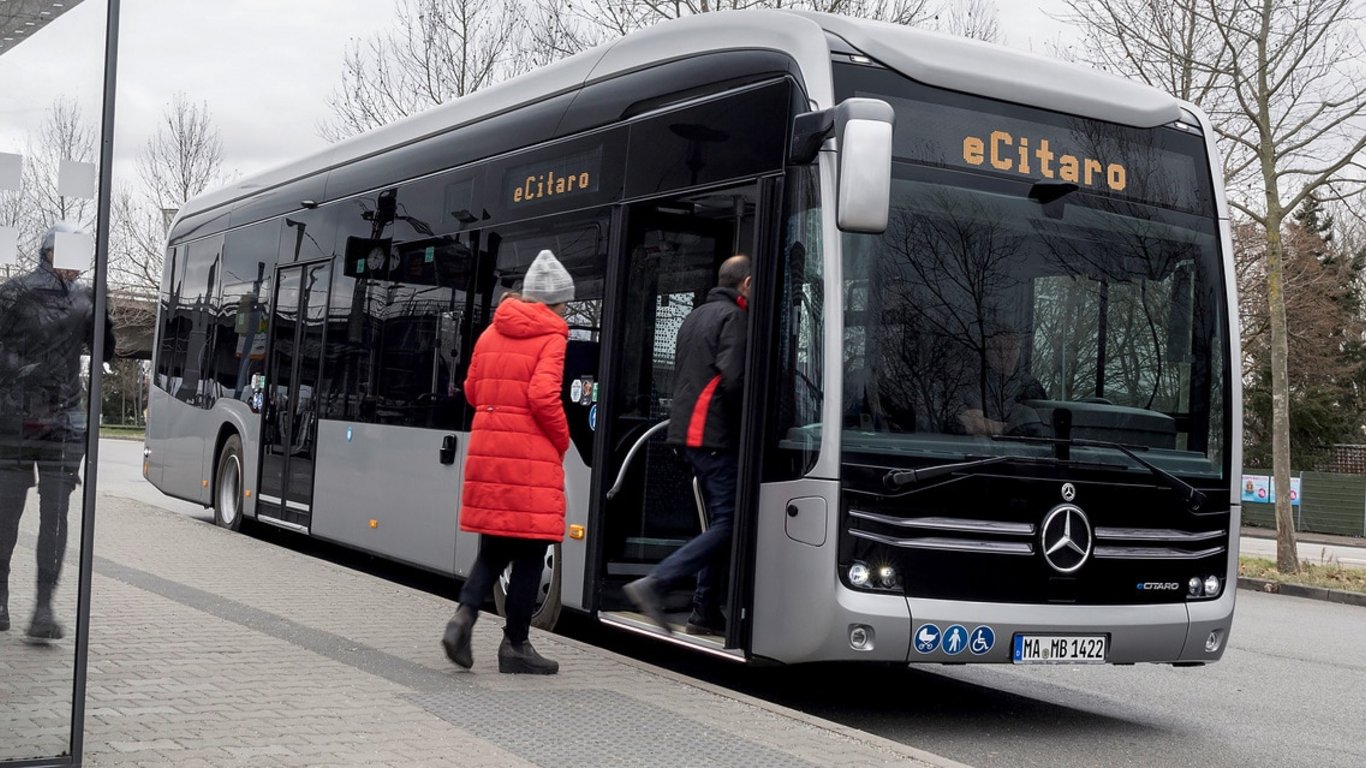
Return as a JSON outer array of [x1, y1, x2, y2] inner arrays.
[[935, 0, 999, 42], [110, 94, 226, 294], [1208, 1, 1365, 573], [1064, 0, 1366, 573], [321, 0, 527, 140], [138, 93, 224, 214], [1058, 0, 1226, 106], [25, 98, 97, 242], [532, 0, 942, 53]]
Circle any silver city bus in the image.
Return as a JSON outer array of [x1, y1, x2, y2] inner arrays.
[[145, 10, 1238, 666]]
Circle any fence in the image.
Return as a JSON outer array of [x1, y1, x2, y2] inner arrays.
[[1241, 469, 1366, 538]]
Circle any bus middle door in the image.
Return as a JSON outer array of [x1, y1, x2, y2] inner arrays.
[[257, 259, 330, 530]]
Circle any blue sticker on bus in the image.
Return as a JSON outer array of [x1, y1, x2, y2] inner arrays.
[[942, 624, 968, 655], [914, 623, 941, 653], [588, 404, 597, 431], [969, 625, 995, 655]]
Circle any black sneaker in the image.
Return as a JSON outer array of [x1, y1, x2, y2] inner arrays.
[[27, 604, 63, 640], [622, 577, 673, 635], [683, 611, 725, 637], [497, 638, 559, 675]]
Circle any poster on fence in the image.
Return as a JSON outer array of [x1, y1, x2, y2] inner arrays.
[[1240, 474, 1301, 506]]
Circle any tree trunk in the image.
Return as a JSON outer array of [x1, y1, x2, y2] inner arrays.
[[1263, 207, 1300, 574]]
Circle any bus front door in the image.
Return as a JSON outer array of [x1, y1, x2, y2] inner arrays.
[[594, 185, 757, 650], [257, 260, 331, 529]]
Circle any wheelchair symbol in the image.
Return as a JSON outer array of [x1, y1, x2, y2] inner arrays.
[[969, 625, 995, 655]]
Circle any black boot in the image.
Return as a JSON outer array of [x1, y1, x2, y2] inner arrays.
[[27, 603, 63, 640], [684, 608, 725, 637], [441, 604, 478, 669], [498, 637, 559, 674]]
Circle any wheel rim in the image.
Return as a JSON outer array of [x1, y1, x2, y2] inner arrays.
[[218, 454, 241, 525], [499, 544, 555, 614]]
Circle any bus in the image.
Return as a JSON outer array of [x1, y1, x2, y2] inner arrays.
[[145, 9, 1239, 666]]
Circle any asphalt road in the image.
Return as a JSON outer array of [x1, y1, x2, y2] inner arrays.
[[96, 438, 1366, 768]]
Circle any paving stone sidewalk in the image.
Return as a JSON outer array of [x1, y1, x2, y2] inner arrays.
[[5, 494, 961, 767]]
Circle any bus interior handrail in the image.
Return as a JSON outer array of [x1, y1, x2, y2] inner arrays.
[[605, 419, 670, 500]]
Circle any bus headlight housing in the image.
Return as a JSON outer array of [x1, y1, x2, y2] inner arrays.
[[1203, 575, 1221, 598], [847, 560, 900, 591]]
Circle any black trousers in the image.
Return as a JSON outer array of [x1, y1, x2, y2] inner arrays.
[[458, 535, 549, 645], [0, 436, 83, 606]]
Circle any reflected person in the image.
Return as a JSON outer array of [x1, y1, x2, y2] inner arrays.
[[958, 328, 1047, 437], [0, 223, 114, 639]]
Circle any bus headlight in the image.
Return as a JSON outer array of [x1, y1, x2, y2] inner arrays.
[[1203, 575, 1221, 597], [877, 565, 898, 588], [1188, 577, 1202, 596], [849, 563, 871, 587]]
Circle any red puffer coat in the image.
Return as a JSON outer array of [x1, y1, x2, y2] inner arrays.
[[459, 298, 570, 541]]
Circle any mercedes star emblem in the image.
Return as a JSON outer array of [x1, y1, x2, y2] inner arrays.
[[1041, 504, 1092, 573], [1061, 482, 1077, 502]]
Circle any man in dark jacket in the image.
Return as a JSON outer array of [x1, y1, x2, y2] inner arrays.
[[0, 223, 114, 639], [624, 254, 751, 636]]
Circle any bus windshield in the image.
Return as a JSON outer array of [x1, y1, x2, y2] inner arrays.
[[835, 66, 1228, 482]]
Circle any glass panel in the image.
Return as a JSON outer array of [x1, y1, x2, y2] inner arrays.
[[834, 67, 1228, 483], [0, 1, 112, 762], [478, 213, 610, 461], [769, 165, 824, 479], [326, 184, 478, 429]]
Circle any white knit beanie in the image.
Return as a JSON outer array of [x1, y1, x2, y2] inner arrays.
[[521, 250, 575, 304]]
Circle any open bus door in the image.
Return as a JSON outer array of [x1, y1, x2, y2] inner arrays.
[[591, 182, 769, 658]]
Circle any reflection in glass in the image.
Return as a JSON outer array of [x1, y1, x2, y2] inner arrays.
[[840, 75, 1227, 483], [0, 0, 112, 762]]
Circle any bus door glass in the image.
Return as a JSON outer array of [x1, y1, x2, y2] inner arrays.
[[258, 259, 331, 528], [596, 184, 757, 641]]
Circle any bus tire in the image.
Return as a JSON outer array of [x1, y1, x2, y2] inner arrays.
[[493, 542, 562, 630], [213, 434, 245, 532]]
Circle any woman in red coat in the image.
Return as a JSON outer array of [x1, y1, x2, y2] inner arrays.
[[442, 249, 574, 674]]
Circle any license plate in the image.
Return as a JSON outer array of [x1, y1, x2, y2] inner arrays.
[[1012, 634, 1108, 664]]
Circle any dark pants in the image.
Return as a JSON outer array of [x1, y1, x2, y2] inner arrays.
[[459, 535, 549, 645], [0, 435, 83, 608], [652, 447, 737, 617]]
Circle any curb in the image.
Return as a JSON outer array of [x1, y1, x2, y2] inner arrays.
[[1237, 576, 1366, 608]]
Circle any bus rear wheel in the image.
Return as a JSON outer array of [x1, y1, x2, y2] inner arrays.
[[493, 542, 561, 630], [214, 434, 245, 532]]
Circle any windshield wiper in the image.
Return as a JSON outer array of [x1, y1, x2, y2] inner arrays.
[[992, 435, 1207, 511], [883, 456, 1010, 489]]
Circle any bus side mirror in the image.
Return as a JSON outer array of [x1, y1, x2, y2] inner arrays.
[[791, 99, 895, 234], [834, 98, 894, 234]]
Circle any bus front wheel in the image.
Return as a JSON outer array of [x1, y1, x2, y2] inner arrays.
[[214, 434, 245, 532], [493, 542, 562, 630]]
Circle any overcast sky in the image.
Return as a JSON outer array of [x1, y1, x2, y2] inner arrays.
[[0, 0, 1073, 192]]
